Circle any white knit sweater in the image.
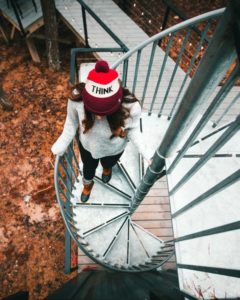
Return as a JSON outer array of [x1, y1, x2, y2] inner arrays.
[[51, 99, 152, 160]]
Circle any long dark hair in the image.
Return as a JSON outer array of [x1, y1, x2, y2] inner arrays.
[[70, 83, 139, 137]]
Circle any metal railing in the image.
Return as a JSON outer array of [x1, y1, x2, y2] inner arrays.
[[69, 48, 129, 86], [112, 8, 225, 120], [160, 0, 211, 43], [54, 3, 240, 298], [68, 0, 129, 85], [125, 2, 238, 220], [75, 0, 128, 51], [112, 2, 239, 299]]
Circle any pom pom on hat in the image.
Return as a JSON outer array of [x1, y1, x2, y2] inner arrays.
[[95, 60, 109, 73], [82, 60, 123, 116]]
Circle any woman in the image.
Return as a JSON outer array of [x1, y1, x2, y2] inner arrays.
[[52, 60, 151, 202]]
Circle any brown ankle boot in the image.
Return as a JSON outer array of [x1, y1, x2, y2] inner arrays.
[[81, 181, 94, 202], [102, 168, 112, 183]]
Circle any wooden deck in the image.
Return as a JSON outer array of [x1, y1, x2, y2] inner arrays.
[[0, 0, 43, 62], [0, 0, 43, 33]]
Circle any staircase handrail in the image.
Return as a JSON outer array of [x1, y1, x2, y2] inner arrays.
[[162, 0, 211, 43], [111, 8, 225, 69], [76, 0, 129, 52]]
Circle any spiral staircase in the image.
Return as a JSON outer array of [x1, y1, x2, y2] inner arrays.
[[51, 1, 240, 299], [56, 131, 174, 272]]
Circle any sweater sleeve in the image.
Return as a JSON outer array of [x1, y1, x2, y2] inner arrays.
[[126, 102, 153, 161], [51, 99, 79, 155]]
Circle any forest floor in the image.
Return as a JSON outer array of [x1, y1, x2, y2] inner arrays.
[[0, 24, 95, 299]]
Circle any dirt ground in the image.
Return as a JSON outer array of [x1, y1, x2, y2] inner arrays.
[[0, 29, 81, 299]]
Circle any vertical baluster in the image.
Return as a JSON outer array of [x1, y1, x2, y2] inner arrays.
[[64, 152, 80, 183], [58, 172, 73, 197], [158, 29, 191, 117], [132, 50, 142, 95], [58, 185, 69, 202], [141, 40, 158, 107], [168, 63, 240, 174], [139, 118, 144, 180], [127, 218, 130, 265], [59, 159, 73, 187], [213, 91, 240, 128], [81, 6, 89, 47], [69, 143, 81, 173], [65, 145, 74, 273], [149, 33, 175, 115], [170, 115, 240, 195], [168, 21, 212, 120], [70, 49, 77, 85], [122, 58, 129, 87], [160, 4, 170, 37]]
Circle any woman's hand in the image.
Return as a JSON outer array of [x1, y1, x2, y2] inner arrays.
[[147, 159, 153, 166], [112, 127, 127, 138], [51, 141, 65, 156]]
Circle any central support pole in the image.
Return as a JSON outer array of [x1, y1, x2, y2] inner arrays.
[[130, 0, 239, 214]]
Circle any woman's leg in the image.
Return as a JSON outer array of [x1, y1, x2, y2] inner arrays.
[[100, 151, 124, 183], [79, 142, 99, 183], [100, 151, 124, 169]]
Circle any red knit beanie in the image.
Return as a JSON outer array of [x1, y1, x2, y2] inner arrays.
[[82, 60, 123, 116]]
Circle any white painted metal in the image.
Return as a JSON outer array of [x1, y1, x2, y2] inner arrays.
[[166, 126, 240, 298], [178, 269, 240, 299]]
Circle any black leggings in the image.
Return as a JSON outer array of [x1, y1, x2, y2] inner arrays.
[[79, 142, 124, 181]]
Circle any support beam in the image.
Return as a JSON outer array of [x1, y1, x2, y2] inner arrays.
[[26, 37, 41, 63], [0, 17, 9, 43], [10, 25, 16, 40], [130, 0, 239, 214]]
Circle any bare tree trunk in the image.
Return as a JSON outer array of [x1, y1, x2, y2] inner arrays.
[[0, 86, 13, 111], [40, 0, 60, 71]]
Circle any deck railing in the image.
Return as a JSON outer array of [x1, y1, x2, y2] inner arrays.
[[68, 0, 129, 85], [111, 4, 239, 210]]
